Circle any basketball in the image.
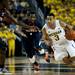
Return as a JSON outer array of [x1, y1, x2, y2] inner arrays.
[[65, 29, 75, 40]]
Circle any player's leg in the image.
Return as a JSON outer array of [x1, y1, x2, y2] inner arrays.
[[0, 48, 7, 73], [0, 38, 8, 73], [0, 50, 4, 72], [39, 41, 50, 62], [22, 35, 40, 71], [52, 46, 72, 64], [66, 42, 75, 62]]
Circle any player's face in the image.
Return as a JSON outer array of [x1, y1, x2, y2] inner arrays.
[[47, 15, 55, 22], [49, 16, 55, 22], [47, 16, 56, 29]]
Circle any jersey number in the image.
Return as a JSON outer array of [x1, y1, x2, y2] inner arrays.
[[54, 34, 59, 41]]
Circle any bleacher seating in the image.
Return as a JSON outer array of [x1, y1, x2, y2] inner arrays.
[[43, 0, 75, 26]]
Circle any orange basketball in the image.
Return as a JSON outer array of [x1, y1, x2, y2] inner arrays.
[[65, 30, 75, 40]]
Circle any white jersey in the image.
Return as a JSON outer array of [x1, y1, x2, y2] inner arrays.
[[43, 20, 73, 46], [43, 20, 75, 61]]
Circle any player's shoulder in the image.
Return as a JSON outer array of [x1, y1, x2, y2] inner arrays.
[[55, 19, 60, 23], [42, 23, 47, 30]]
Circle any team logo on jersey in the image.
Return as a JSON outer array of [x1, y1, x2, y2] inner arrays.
[[49, 30, 61, 36], [48, 30, 61, 41]]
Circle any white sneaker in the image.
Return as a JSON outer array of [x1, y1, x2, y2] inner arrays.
[[29, 56, 36, 63], [0, 71, 2, 74], [2, 68, 9, 73], [39, 49, 45, 54], [34, 70, 40, 74], [0, 68, 3, 74]]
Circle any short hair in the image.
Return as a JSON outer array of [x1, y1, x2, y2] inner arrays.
[[46, 13, 55, 19], [48, 13, 55, 17]]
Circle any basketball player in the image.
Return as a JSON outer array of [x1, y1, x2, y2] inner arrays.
[[42, 13, 75, 64], [0, 0, 17, 73], [0, 29, 8, 73]]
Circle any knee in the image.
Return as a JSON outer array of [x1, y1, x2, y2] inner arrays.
[[63, 57, 72, 64]]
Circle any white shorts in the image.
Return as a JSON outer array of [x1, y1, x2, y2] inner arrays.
[[52, 41, 75, 61]]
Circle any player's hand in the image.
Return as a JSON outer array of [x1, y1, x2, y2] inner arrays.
[[45, 40, 53, 46]]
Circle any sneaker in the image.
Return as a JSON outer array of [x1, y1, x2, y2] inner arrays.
[[0, 68, 3, 74], [29, 56, 36, 63], [0, 71, 3, 75], [2, 67, 9, 73], [34, 70, 40, 74], [39, 49, 45, 54], [33, 61, 40, 71]]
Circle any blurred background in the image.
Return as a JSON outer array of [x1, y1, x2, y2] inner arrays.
[[0, 0, 75, 57], [0, 0, 75, 75]]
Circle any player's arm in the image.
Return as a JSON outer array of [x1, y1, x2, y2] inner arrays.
[[5, 8, 18, 24], [59, 20, 75, 40], [42, 28, 53, 46], [60, 20, 73, 30]]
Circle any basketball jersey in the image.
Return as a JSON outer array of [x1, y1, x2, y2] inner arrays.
[[43, 20, 69, 45]]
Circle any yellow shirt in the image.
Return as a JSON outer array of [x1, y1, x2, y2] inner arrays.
[[2, 32, 8, 39], [7, 32, 16, 46], [0, 31, 3, 37], [0, 31, 8, 39]]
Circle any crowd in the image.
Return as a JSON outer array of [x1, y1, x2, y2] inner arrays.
[[43, 0, 75, 25]]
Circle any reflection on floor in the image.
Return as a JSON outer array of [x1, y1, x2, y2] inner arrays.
[[2, 57, 75, 75]]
